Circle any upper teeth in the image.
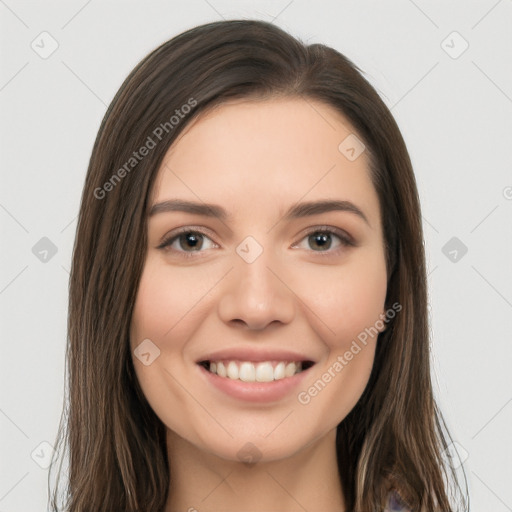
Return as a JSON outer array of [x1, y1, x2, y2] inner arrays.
[[209, 361, 303, 382]]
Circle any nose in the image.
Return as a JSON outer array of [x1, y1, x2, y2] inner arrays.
[[217, 246, 295, 331]]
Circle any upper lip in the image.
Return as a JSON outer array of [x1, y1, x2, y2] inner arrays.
[[195, 347, 316, 363]]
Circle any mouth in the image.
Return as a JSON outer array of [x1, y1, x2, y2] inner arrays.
[[196, 357, 316, 403], [197, 359, 315, 383]]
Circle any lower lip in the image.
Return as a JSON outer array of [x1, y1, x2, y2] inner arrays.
[[197, 363, 313, 403]]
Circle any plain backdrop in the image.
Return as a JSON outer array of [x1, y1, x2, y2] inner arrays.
[[1, 1, 511, 510]]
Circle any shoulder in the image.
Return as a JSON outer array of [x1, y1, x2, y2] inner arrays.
[[384, 489, 412, 512]]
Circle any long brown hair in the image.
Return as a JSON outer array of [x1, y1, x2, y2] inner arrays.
[[48, 19, 468, 511]]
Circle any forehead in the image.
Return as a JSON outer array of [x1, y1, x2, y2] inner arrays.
[[167, 96, 363, 164], [152, 97, 379, 227]]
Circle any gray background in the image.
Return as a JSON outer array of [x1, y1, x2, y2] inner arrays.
[[1, 0, 511, 510]]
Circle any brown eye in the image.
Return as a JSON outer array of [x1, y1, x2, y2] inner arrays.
[[157, 228, 217, 257], [293, 227, 355, 253], [175, 232, 204, 251], [308, 232, 334, 251]]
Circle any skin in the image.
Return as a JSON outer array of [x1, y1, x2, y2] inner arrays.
[[130, 97, 388, 512]]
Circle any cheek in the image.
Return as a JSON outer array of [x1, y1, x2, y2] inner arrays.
[[130, 261, 213, 350], [129, 263, 193, 404], [292, 250, 387, 420], [131, 279, 171, 345], [300, 250, 388, 345], [129, 263, 212, 436]]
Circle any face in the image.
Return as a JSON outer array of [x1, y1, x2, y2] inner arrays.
[[130, 97, 388, 463]]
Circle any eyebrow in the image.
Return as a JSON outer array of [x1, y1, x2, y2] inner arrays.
[[149, 198, 370, 226]]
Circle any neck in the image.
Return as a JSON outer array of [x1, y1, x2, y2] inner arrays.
[[164, 427, 345, 512]]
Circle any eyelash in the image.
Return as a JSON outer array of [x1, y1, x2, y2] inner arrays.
[[157, 225, 355, 259]]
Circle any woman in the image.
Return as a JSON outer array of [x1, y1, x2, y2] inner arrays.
[[49, 19, 467, 512]]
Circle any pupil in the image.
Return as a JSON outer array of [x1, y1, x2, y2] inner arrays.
[[311, 233, 331, 250], [181, 233, 201, 250]]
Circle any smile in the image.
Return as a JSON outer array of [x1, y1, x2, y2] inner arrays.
[[199, 360, 315, 382], [197, 358, 316, 403]]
